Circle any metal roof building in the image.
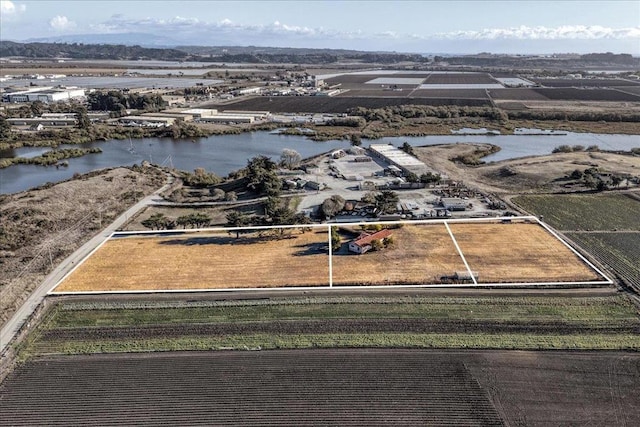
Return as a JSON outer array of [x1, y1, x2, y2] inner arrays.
[[368, 144, 430, 176]]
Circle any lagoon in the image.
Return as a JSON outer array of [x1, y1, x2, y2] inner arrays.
[[1, 131, 638, 195]]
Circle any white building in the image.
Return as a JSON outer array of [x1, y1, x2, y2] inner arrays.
[[2, 86, 85, 103]]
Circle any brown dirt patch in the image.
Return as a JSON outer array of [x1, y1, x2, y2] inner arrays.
[[448, 222, 601, 283]]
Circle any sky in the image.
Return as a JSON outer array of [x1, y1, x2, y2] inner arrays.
[[1, 0, 639, 54]]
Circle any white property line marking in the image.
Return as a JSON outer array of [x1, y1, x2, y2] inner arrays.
[[534, 217, 613, 284], [328, 225, 333, 287], [49, 216, 611, 294], [47, 231, 115, 295], [444, 221, 478, 285], [46, 279, 614, 296]]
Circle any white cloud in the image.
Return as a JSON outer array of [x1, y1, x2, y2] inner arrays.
[[49, 15, 76, 31], [1, 0, 26, 20], [91, 14, 356, 40], [433, 25, 640, 40]]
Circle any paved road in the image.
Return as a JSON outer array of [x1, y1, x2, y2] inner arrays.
[[0, 178, 174, 356]]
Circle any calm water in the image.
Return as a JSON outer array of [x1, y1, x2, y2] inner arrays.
[[1, 131, 638, 195]]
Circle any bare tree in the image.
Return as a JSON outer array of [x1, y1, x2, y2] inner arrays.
[[280, 148, 302, 169]]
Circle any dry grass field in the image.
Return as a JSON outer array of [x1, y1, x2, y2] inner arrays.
[[53, 221, 603, 292], [448, 223, 602, 283], [332, 224, 466, 285], [55, 229, 330, 292]]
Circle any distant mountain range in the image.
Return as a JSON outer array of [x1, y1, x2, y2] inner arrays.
[[25, 32, 185, 48], [1, 39, 637, 68]]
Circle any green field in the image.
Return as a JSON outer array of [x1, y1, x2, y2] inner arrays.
[[20, 294, 640, 357], [513, 193, 640, 290], [513, 193, 640, 231], [567, 232, 640, 289]]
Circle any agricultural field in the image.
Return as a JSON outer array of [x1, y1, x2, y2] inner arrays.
[[4, 289, 640, 426], [567, 232, 640, 290], [616, 86, 640, 96], [513, 193, 640, 290], [52, 220, 605, 293], [422, 73, 499, 85], [488, 88, 550, 100], [17, 293, 640, 357], [532, 88, 640, 101], [3, 350, 637, 426], [408, 89, 490, 99], [513, 193, 640, 231], [448, 223, 601, 283], [0, 350, 505, 426], [533, 78, 640, 88]]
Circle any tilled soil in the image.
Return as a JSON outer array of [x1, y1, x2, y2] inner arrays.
[[1, 349, 639, 426]]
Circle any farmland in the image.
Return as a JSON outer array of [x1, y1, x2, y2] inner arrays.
[[567, 232, 640, 290], [488, 88, 550, 100], [422, 73, 499, 85], [0, 350, 504, 426], [17, 293, 640, 357], [1, 350, 638, 426], [513, 193, 640, 231], [513, 193, 640, 290], [408, 88, 490, 98], [52, 220, 604, 293], [4, 290, 640, 426], [532, 88, 640, 101], [533, 78, 640, 88]]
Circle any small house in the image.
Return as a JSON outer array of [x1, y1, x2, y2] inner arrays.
[[348, 229, 393, 254]]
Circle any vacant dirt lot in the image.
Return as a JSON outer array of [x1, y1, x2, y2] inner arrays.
[[332, 224, 466, 285], [449, 223, 602, 283], [55, 229, 330, 291]]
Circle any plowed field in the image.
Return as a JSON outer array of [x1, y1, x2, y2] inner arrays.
[[2, 350, 639, 426]]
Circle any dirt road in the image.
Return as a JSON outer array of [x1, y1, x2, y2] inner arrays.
[[0, 174, 173, 356]]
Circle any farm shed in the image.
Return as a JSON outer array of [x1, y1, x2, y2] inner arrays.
[[348, 229, 393, 254], [442, 198, 468, 211]]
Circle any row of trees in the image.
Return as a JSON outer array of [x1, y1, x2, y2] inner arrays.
[[87, 91, 166, 115], [350, 104, 640, 123], [141, 212, 213, 230]]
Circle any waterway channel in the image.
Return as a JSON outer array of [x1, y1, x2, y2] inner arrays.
[[1, 131, 638, 194]]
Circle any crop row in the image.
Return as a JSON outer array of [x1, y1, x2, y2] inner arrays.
[[513, 194, 640, 231], [533, 88, 640, 101], [567, 232, 640, 290], [0, 351, 503, 426]]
